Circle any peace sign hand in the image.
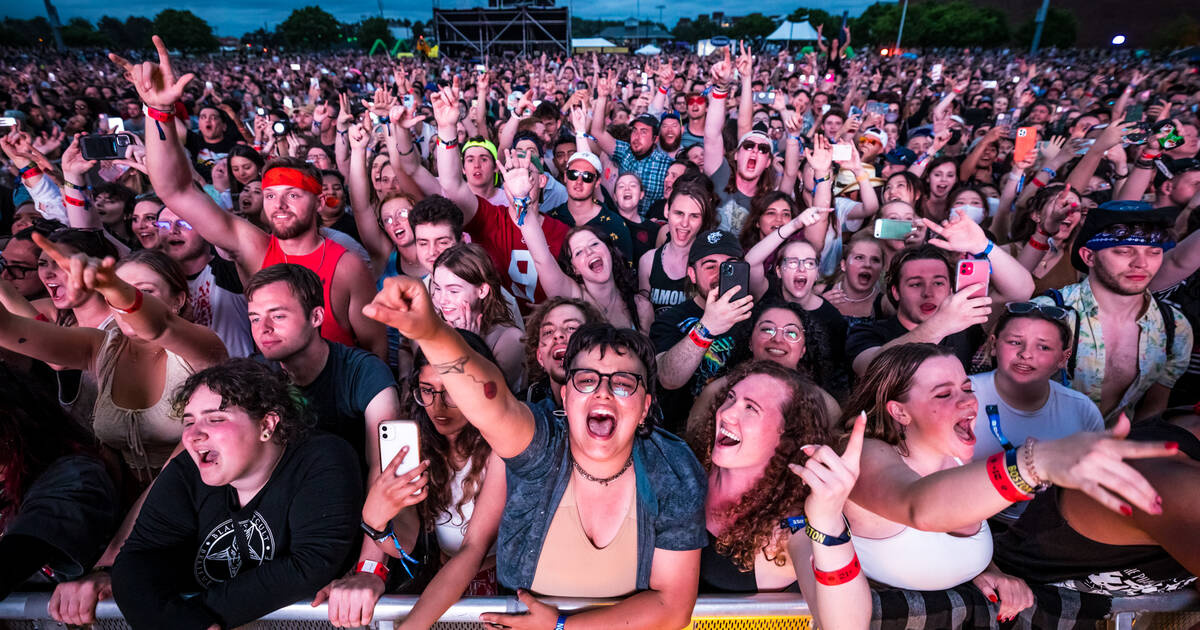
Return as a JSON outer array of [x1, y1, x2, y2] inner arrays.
[[923, 208, 989, 255], [109, 35, 195, 111], [791, 411, 866, 529]]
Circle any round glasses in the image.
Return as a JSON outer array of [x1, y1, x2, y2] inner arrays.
[[413, 384, 457, 408], [756, 324, 804, 343], [567, 369, 644, 398], [778, 257, 818, 271]]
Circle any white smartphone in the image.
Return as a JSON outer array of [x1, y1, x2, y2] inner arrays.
[[290, 63, 302, 71], [205, 81, 213, 90], [982, 80, 998, 89], [831, 143, 852, 162], [930, 63, 942, 82], [0, 117, 17, 128], [48, 72, 57, 82], [108, 117, 125, 133], [310, 76, 320, 89], [283, 96, 294, 110], [379, 420, 421, 476]]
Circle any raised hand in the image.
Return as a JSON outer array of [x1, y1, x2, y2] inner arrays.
[[361, 87, 396, 118], [32, 125, 65, 154], [923, 208, 989, 255], [807, 134, 833, 175], [347, 123, 371, 152], [108, 35, 195, 111], [710, 45, 734, 90], [336, 92, 355, 131], [363, 275, 444, 343], [499, 149, 536, 203], [735, 40, 753, 78], [59, 133, 97, 180], [430, 78, 462, 129], [32, 232, 121, 296], [791, 411, 866, 525], [1040, 186, 1080, 234], [699, 285, 754, 337]]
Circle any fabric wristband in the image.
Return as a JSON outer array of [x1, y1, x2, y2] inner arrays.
[[689, 326, 713, 350], [812, 553, 861, 586], [987, 451, 1031, 503], [973, 240, 994, 259], [556, 614, 568, 630], [20, 166, 41, 179], [356, 559, 389, 583], [144, 104, 174, 123], [63, 195, 87, 207], [1005, 448, 1036, 495]]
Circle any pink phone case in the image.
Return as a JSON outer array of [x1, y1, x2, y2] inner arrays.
[[956, 259, 990, 297]]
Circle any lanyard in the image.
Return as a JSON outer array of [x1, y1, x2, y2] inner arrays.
[[986, 404, 1015, 452]]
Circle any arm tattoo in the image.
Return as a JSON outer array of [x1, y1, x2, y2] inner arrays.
[[432, 355, 498, 399]]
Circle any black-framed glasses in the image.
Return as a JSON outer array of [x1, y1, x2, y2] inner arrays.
[[567, 368, 644, 398], [565, 169, 597, 183], [413, 384, 457, 408], [741, 140, 772, 155], [154, 219, 193, 231], [1006, 301, 1069, 320], [0, 257, 37, 280], [756, 324, 804, 343], [778, 257, 818, 271]]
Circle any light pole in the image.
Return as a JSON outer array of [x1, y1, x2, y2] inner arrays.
[[894, 0, 909, 51], [1030, 0, 1050, 55]]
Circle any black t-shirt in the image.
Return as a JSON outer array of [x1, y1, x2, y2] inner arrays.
[[329, 213, 363, 245], [112, 434, 362, 630], [185, 131, 239, 180], [799, 298, 853, 399], [649, 298, 748, 434], [624, 217, 661, 263], [845, 316, 984, 372], [544, 201, 635, 263], [261, 341, 395, 472]]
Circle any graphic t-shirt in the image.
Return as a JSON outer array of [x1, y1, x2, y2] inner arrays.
[[464, 195, 570, 314]]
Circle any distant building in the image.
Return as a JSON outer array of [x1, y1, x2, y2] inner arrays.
[[596, 18, 673, 44]]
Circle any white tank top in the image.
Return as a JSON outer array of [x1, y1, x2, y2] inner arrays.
[[435, 460, 498, 558]]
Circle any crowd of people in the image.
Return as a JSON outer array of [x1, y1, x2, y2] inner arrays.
[[0, 27, 1198, 630]]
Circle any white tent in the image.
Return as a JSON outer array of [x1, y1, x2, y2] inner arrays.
[[764, 20, 820, 42], [572, 37, 617, 49], [634, 44, 662, 55]]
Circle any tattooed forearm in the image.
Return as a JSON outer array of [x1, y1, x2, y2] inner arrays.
[[432, 355, 498, 399]]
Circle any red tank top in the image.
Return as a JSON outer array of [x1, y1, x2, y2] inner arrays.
[[260, 235, 357, 347]]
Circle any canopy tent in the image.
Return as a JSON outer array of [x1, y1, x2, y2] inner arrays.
[[764, 20, 820, 42], [634, 44, 662, 55], [572, 37, 616, 49]]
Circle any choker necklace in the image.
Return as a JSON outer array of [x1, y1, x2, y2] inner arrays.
[[571, 452, 634, 486], [839, 282, 877, 303]]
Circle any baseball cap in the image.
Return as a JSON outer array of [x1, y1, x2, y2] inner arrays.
[[660, 111, 682, 123], [567, 151, 602, 174], [1154, 157, 1200, 189], [908, 126, 934, 139], [738, 122, 772, 147], [688, 230, 743, 265], [632, 114, 660, 133], [1071, 200, 1176, 273], [859, 127, 888, 147], [885, 147, 918, 166]]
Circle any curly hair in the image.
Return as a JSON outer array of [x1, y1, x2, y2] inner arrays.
[[837, 343, 955, 455], [696, 360, 832, 571], [555, 225, 643, 329], [521, 296, 606, 383], [431, 242, 517, 335], [408, 330, 498, 531], [171, 358, 315, 447]]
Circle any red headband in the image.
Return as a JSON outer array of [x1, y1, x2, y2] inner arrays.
[[262, 167, 322, 195]]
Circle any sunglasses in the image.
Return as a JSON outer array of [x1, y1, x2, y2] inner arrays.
[[566, 169, 597, 183], [1005, 301, 1069, 320], [154, 219, 193, 231], [740, 141, 772, 155], [686, 96, 706, 106]]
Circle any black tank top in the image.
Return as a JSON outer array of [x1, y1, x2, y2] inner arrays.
[[700, 532, 800, 594], [648, 245, 687, 313]]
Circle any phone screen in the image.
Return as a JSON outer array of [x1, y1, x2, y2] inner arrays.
[[831, 143, 852, 162], [873, 219, 914, 240]]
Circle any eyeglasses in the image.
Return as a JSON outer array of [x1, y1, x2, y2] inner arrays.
[[382, 211, 409, 225], [778, 257, 818, 271], [741, 141, 772, 155], [154, 219, 193, 231], [565, 169, 597, 183], [413, 384, 457, 408], [0, 257, 37, 280], [757, 324, 804, 343], [567, 368, 644, 398], [1005, 301, 1070, 320]]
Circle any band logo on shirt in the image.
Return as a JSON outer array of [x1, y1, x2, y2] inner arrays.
[[194, 511, 276, 586]]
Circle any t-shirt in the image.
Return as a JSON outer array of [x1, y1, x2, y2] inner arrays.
[[544, 201, 634, 262], [650, 299, 748, 434], [709, 161, 752, 236], [111, 434, 362, 630], [184, 132, 239, 180], [799, 298, 852, 400], [187, 256, 253, 358], [260, 341, 395, 473], [464, 195, 570, 314], [845, 316, 985, 373]]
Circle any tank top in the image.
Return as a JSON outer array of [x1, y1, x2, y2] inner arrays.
[[261, 235, 356, 347], [91, 327, 195, 486], [648, 245, 687, 313], [700, 531, 800, 594], [434, 461, 500, 558], [530, 475, 638, 597]]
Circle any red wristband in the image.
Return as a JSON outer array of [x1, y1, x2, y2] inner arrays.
[[20, 167, 42, 180], [108, 288, 143, 315], [145, 105, 174, 123], [1027, 236, 1050, 251], [812, 553, 862, 586], [987, 452, 1031, 503], [355, 559, 389, 583], [1140, 151, 1162, 161], [1030, 177, 1047, 188], [63, 195, 87, 207], [658, 86, 669, 95], [710, 89, 728, 100], [688, 327, 713, 350]]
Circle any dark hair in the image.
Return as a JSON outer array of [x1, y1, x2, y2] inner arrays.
[[698, 360, 832, 570], [0, 363, 98, 524], [172, 358, 315, 447], [522, 296, 606, 382], [409, 194, 464, 238], [563, 323, 658, 436], [740, 191, 797, 250], [885, 244, 951, 306], [411, 330, 497, 529], [119, 249, 190, 306], [556, 225, 642, 329], [885, 171, 927, 207], [227, 144, 266, 197], [994, 308, 1071, 350], [431, 242, 516, 334], [320, 169, 345, 188], [93, 182, 137, 218], [668, 178, 719, 234], [512, 131, 544, 156], [839, 343, 957, 456], [245, 263, 324, 316], [1012, 182, 1071, 242]]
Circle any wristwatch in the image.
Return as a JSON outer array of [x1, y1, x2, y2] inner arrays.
[[360, 519, 392, 542]]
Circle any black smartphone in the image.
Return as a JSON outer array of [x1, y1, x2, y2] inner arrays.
[[718, 260, 751, 304], [1124, 104, 1145, 123], [80, 134, 132, 161]]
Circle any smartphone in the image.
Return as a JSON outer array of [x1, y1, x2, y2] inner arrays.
[[475, 64, 486, 74], [0, 117, 17, 128], [310, 76, 320, 89], [831, 143, 852, 162], [256, 107, 266, 116], [874, 218, 914, 240], [787, 63, 794, 73], [281, 80, 290, 90], [1124, 104, 1145, 123], [956, 259, 991, 298], [48, 72, 56, 82], [930, 64, 942, 82], [379, 420, 421, 477], [507, 90, 523, 111], [753, 91, 775, 105], [995, 112, 1009, 127], [866, 102, 889, 116], [1014, 126, 1037, 162], [290, 63, 302, 71], [982, 80, 998, 89], [718, 261, 751, 304], [1012, 76, 1021, 83], [283, 96, 294, 110], [820, 104, 831, 115], [107, 117, 125, 133], [80, 133, 132, 161], [849, 105, 863, 117], [403, 94, 415, 109], [205, 81, 214, 90]]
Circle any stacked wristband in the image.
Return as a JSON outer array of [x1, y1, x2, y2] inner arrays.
[[19, 164, 41, 180], [986, 451, 1032, 503], [689, 323, 713, 350]]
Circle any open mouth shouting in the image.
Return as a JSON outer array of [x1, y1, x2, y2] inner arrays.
[[587, 256, 605, 274], [919, 302, 938, 316], [716, 422, 742, 448], [45, 282, 65, 302], [196, 447, 219, 468], [954, 415, 976, 446], [586, 407, 617, 440]]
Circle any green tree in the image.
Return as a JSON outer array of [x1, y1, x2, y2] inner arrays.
[[61, 17, 111, 48], [0, 17, 53, 47], [278, 6, 343, 50], [1152, 14, 1200, 48], [97, 16, 127, 47], [1013, 7, 1077, 49], [153, 9, 218, 53], [729, 13, 776, 41], [849, 1, 1008, 47], [123, 16, 154, 50], [358, 17, 393, 51]]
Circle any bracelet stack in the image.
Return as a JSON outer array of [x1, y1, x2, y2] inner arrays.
[[689, 323, 713, 350], [986, 451, 1033, 503]]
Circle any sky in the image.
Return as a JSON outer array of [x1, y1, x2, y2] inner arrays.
[[3, 0, 886, 38]]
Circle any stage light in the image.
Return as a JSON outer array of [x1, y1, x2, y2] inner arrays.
[[1111, 35, 1126, 45], [880, 48, 890, 55]]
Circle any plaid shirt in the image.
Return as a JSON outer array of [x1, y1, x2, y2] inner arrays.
[[611, 139, 674, 217], [1033, 277, 1193, 422]]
